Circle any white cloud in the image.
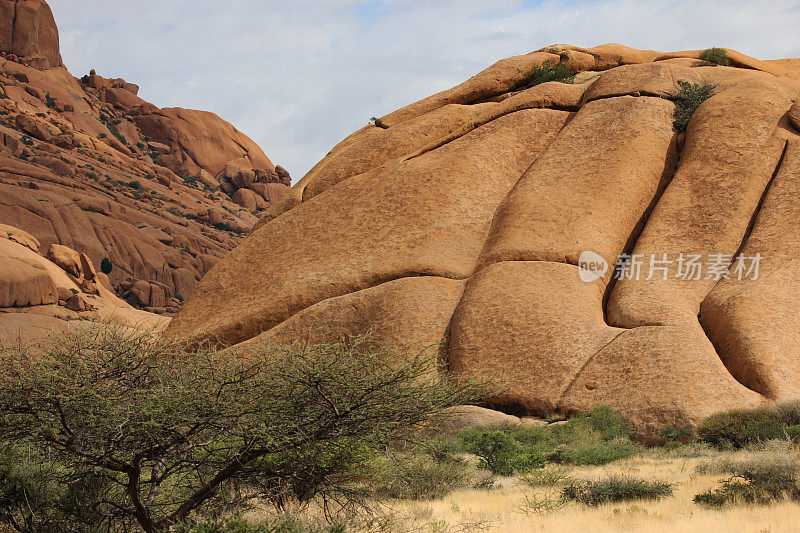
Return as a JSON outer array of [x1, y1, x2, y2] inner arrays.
[[48, 0, 800, 179]]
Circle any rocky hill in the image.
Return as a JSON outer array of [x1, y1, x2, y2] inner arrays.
[[0, 222, 168, 345], [0, 0, 290, 314], [169, 44, 800, 438]]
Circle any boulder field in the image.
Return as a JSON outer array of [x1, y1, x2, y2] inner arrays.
[[0, 222, 168, 346], [0, 0, 291, 314], [169, 44, 800, 439]]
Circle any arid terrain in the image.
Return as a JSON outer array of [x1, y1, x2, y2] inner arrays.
[[1, 1, 800, 532], [389, 449, 800, 533]]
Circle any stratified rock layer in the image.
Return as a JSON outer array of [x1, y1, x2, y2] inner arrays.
[[169, 44, 800, 439], [0, 0, 290, 313]]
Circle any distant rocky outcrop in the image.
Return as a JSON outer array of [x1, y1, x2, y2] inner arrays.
[[0, 222, 168, 345], [0, 0, 290, 313], [0, 0, 61, 69], [169, 43, 800, 440]]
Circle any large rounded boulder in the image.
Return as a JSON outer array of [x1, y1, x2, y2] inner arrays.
[[168, 45, 800, 439]]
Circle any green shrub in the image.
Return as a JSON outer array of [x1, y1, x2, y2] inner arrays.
[[100, 257, 113, 274], [544, 407, 637, 467], [461, 430, 545, 476], [776, 400, 800, 426], [461, 430, 518, 476], [107, 123, 128, 146], [694, 446, 800, 506], [660, 426, 690, 443], [697, 406, 789, 449], [669, 80, 716, 132], [19, 135, 34, 146], [509, 425, 549, 445], [44, 92, 57, 108], [516, 450, 547, 471], [374, 454, 471, 500], [694, 461, 800, 507], [745, 418, 787, 443], [524, 60, 575, 87], [451, 406, 636, 473], [698, 47, 729, 66], [0, 442, 113, 531], [787, 425, 800, 443], [549, 439, 637, 466], [547, 405, 631, 444], [583, 404, 630, 440], [562, 476, 673, 506], [420, 434, 463, 463], [369, 117, 388, 129]]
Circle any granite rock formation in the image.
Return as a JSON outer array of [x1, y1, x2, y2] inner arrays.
[[169, 44, 800, 439], [0, 0, 290, 313]]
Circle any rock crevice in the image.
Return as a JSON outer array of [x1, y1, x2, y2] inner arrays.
[[169, 44, 800, 438]]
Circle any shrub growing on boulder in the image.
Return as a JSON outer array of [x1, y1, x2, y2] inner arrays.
[[669, 80, 716, 132], [369, 117, 388, 129], [524, 60, 575, 87], [698, 47, 730, 66], [99, 257, 113, 274]]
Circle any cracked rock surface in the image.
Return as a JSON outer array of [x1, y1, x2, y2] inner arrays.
[[0, 0, 290, 313], [168, 44, 800, 439]]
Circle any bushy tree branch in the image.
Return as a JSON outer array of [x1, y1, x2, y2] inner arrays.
[[0, 326, 482, 532]]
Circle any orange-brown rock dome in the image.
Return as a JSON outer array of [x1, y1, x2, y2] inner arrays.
[[168, 43, 800, 438]]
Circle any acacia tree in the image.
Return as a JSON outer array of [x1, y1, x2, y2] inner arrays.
[[0, 327, 479, 532]]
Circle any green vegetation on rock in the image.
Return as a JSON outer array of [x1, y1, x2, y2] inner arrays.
[[669, 80, 716, 132], [698, 47, 730, 66], [524, 60, 575, 87]]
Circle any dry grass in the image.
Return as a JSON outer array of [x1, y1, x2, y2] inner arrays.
[[243, 445, 800, 532], [388, 449, 800, 532]]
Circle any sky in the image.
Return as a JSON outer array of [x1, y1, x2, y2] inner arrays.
[[49, 0, 800, 181]]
